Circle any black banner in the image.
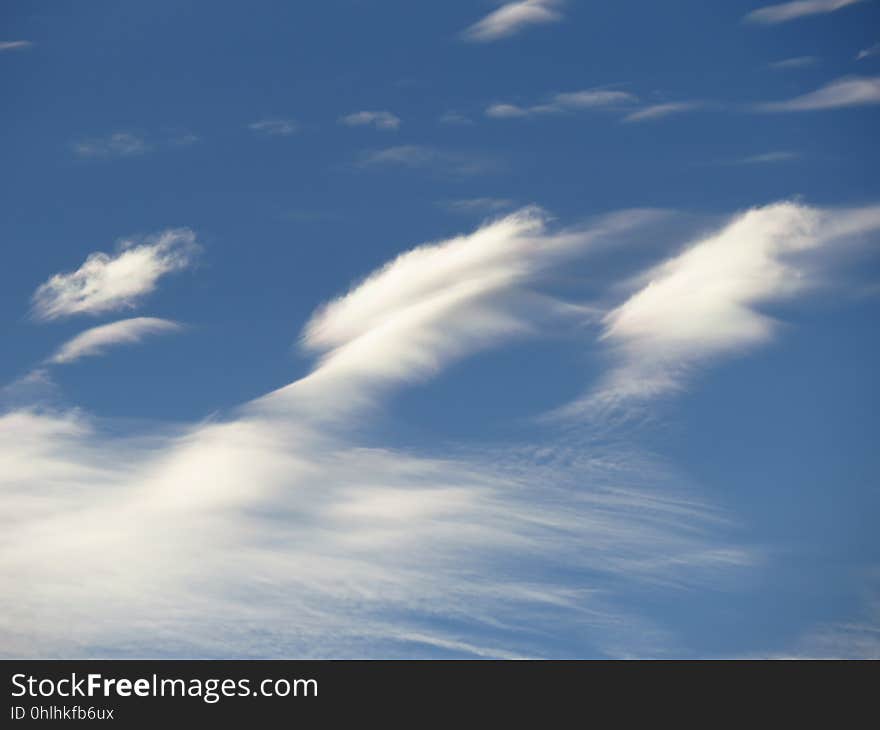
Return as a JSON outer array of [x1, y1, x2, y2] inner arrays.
[[2, 660, 874, 724]]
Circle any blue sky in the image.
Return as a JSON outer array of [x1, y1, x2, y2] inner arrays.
[[1, 0, 879, 658]]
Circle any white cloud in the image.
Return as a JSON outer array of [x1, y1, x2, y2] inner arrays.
[[248, 118, 298, 136], [1, 209, 751, 658], [745, 0, 864, 25], [487, 89, 637, 119], [47, 318, 182, 365], [0, 41, 32, 52], [73, 132, 149, 159], [357, 145, 495, 176], [737, 151, 799, 164], [257, 207, 669, 420], [462, 0, 565, 42], [440, 197, 516, 214], [32, 229, 199, 321], [339, 111, 401, 131], [581, 202, 880, 408], [623, 102, 702, 123], [857, 42, 880, 60], [486, 103, 531, 118], [552, 90, 637, 108], [769, 56, 820, 70], [758, 76, 880, 111], [438, 110, 473, 125]]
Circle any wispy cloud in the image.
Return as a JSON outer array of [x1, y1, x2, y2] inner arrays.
[[462, 0, 565, 42], [769, 55, 820, 70], [2, 209, 750, 658], [47, 318, 182, 365], [758, 76, 880, 111], [857, 42, 880, 60], [32, 229, 199, 321], [736, 150, 799, 164], [486, 89, 637, 118], [73, 129, 200, 157], [339, 111, 401, 131], [577, 202, 880, 409], [745, 0, 864, 25], [438, 111, 474, 125], [0, 40, 32, 52], [73, 132, 149, 159], [357, 145, 496, 177], [623, 102, 703, 123], [439, 197, 516, 214], [248, 118, 298, 136]]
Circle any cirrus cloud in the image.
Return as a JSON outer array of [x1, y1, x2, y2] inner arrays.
[[745, 0, 865, 25], [47, 318, 183, 365], [462, 0, 565, 42]]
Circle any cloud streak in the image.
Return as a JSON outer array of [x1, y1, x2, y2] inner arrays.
[[0, 41, 32, 52], [47, 318, 182, 365], [73, 132, 149, 159], [623, 102, 703, 123], [248, 118, 298, 136], [357, 145, 496, 177], [758, 76, 880, 111], [857, 42, 880, 60], [745, 0, 864, 25], [340, 111, 401, 130], [486, 89, 637, 119], [462, 1, 565, 42], [32, 229, 199, 321], [769, 56, 820, 70], [581, 201, 880, 408]]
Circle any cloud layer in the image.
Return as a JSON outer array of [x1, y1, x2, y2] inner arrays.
[[5, 204, 878, 657], [2, 208, 755, 658]]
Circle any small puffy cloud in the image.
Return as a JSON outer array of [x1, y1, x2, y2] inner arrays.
[[758, 76, 880, 111], [462, 0, 565, 42], [248, 118, 298, 136], [623, 102, 702, 123], [32, 229, 199, 321], [0, 41, 32, 52], [857, 43, 880, 60], [745, 0, 864, 25], [487, 89, 636, 119], [73, 132, 149, 159], [47, 318, 182, 365], [339, 111, 401, 131], [769, 56, 820, 70]]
